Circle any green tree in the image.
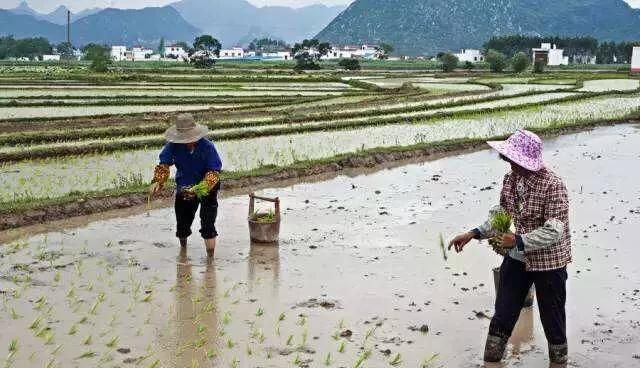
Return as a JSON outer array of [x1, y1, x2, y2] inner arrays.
[[158, 37, 165, 56], [463, 61, 474, 70], [338, 58, 360, 71], [439, 53, 458, 72], [485, 49, 507, 72], [83, 44, 111, 72], [249, 38, 290, 53], [533, 60, 545, 73], [191, 35, 222, 68], [292, 39, 331, 71], [376, 43, 394, 59], [511, 51, 530, 73], [56, 42, 74, 61]]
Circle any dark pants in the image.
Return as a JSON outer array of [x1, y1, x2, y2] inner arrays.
[[489, 255, 567, 345], [174, 183, 220, 240]]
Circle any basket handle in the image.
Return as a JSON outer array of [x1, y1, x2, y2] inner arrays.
[[248, 193, 280, 220]]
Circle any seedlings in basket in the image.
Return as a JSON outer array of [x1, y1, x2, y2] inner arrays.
[[251, 210, 276, 223]]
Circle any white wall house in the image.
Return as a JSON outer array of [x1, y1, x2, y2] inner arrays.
[[454, 49, 484, 63], [164, 45, 188, 60], [532, 43, 568, 66], [218, 48, 245, 59], [260, 51, 291, 61], [111, 46, 127, 61], [632, 46, 640, 74], [321, 45, 380, 60], [131, 47, 154, 61], [42, 54, 61, 61]]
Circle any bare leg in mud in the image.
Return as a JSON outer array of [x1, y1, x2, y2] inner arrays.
[[179, 238, 187, 248], [205, 238, 216, 258]]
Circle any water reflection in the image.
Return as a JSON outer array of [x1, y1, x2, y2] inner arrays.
[[247, 243, 280, 295], [174, 248, 219, 367], [509, 308, 535, 354]]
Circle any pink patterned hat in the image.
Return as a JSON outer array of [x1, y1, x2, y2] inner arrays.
[[487, 130, 544, 171]]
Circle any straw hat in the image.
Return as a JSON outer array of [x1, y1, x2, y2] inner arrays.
[[164, 113, 209, 144], [487, 130, 544, 171]]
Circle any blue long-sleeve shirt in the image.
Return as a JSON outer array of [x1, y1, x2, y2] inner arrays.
[[159, 138, 222, 188]]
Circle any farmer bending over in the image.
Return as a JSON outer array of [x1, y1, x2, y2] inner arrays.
[[149, 113, 222, 257], [449, 130, 571, 365]]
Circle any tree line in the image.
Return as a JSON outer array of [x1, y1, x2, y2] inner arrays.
[[484, 35, 640, 64]]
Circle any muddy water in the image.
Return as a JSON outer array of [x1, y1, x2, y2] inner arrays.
[[2, 124, 640, 367]]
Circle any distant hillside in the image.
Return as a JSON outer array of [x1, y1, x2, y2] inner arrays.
[[0, 9, 65, 42], [71, 7, 200, 46], [316, 0, 640, 55], [0, 6, 200, 47], [171, 0, 346, 46], [6, 2, 102, 24]]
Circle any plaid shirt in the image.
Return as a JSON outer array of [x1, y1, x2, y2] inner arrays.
[[500, 168, 571, 271]]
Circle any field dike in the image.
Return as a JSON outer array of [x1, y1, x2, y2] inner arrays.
[[1, 118, 636, 231]]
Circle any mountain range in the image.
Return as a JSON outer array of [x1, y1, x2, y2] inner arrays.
[[316, 0, 640, 55], [0, 6, 199, 46], [1, 0, 346, 48], [170, 0, 346, 46]]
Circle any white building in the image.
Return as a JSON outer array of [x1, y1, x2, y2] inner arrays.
[[454, 49, 484, 63], [532, 43, 568, 66], [131, 46, 154, 61], [110, 46, 127, 61], [321, 44, 380, 60], [218, 47, 245, 59], [41, 54, 61, 61], [164, 45, 188, 60], [632, 47, 640, 74], [259, 51, 291, 61]]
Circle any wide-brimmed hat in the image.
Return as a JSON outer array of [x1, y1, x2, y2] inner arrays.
[[487, 129, 544, 171], [164, 113, 209, 143]]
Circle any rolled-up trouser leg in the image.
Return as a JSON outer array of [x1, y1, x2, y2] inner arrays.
[[198, 183, 220, 239], [485, 256, 534, 362], [175, 193, 199, 239], [533, 266, 568, 364]]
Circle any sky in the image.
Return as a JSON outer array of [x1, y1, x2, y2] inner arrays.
[[0, 0, 353, 12], [0, 0, 638, 12]]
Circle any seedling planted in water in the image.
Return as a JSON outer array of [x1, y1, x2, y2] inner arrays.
[[390, 352, 402, 366]]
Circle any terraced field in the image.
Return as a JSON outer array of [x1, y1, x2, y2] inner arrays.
[[0, 65, 638, 216]]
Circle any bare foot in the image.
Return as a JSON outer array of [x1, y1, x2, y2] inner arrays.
[[205, 238, 216, 258], [179, 238, 188, 248]]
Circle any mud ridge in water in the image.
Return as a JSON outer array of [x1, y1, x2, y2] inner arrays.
[[1, 118, 636, 231]]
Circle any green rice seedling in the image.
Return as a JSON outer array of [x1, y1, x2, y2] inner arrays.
[[297, 314, 307, 326], [206, 349, 216, 359], [45, 358, 57, 368], [10, 308, 20, 319], [338, 341, 345, 353], [251, 210, 276, 223], [202, 302, 215, 313], [255, 307, 264, 317], [36, 327, 50, 338], [29, 316, 42, 330], [76, 351, 96, 359], [364, 326, 377, 344], [276, 326, 281, 336], [439, 233, 448, 261], [223, 311, 232, 325], [54, 271, 61, 283], [142, 292, 153, 303], [78, 316, 88, 324], [301, 330, 308, 347], [353, 350, 371, 368], [389, 352, 402, 366], [246, 344, 252, 356], [83, 335, 92, 345], [187, 180, 210, 199], [491, 210, 512, 234], [226, 339, 235, 349], [230, 358, 239, 368], [44, 332, 55, 345], [286, 335, 294, 346], [106, 336, 119, 348], [68, 324, 78, 335], [8, 338, 18, 353], [51, 344, 63, 355], [420, 353, 439, 368], [191, 359, 199, 368], [147, 360, 160, 368], [324, 352, 333, 366], [278, 312, 286, 321], [293, 354, 302, 365]]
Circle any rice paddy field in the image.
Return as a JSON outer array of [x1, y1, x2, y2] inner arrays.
[[1, 62, 640, 367]]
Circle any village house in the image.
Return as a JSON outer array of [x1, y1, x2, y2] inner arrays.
[[532, 43, 569, 66], [321, 44, 381, 60], [110, 46, 127, 61], [131, 46, 154, 61], [41, 54, 61, 61], [632, 46, 640, 74], [454, 49, 484, 63], [218, 47, 245, 59], [163, 44, 188, 60]]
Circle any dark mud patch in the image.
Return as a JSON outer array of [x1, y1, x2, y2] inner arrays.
[[294, 298, 341, 310]]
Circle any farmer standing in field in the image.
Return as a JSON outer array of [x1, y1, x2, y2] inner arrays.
[[449, 130, 571, 365], [149, 113, 222, 257]]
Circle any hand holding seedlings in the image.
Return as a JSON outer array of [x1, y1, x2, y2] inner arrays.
[[148, 182, 162, 199]]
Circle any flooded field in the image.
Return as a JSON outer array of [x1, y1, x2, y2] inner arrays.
[[2, 124, 639, 367]]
